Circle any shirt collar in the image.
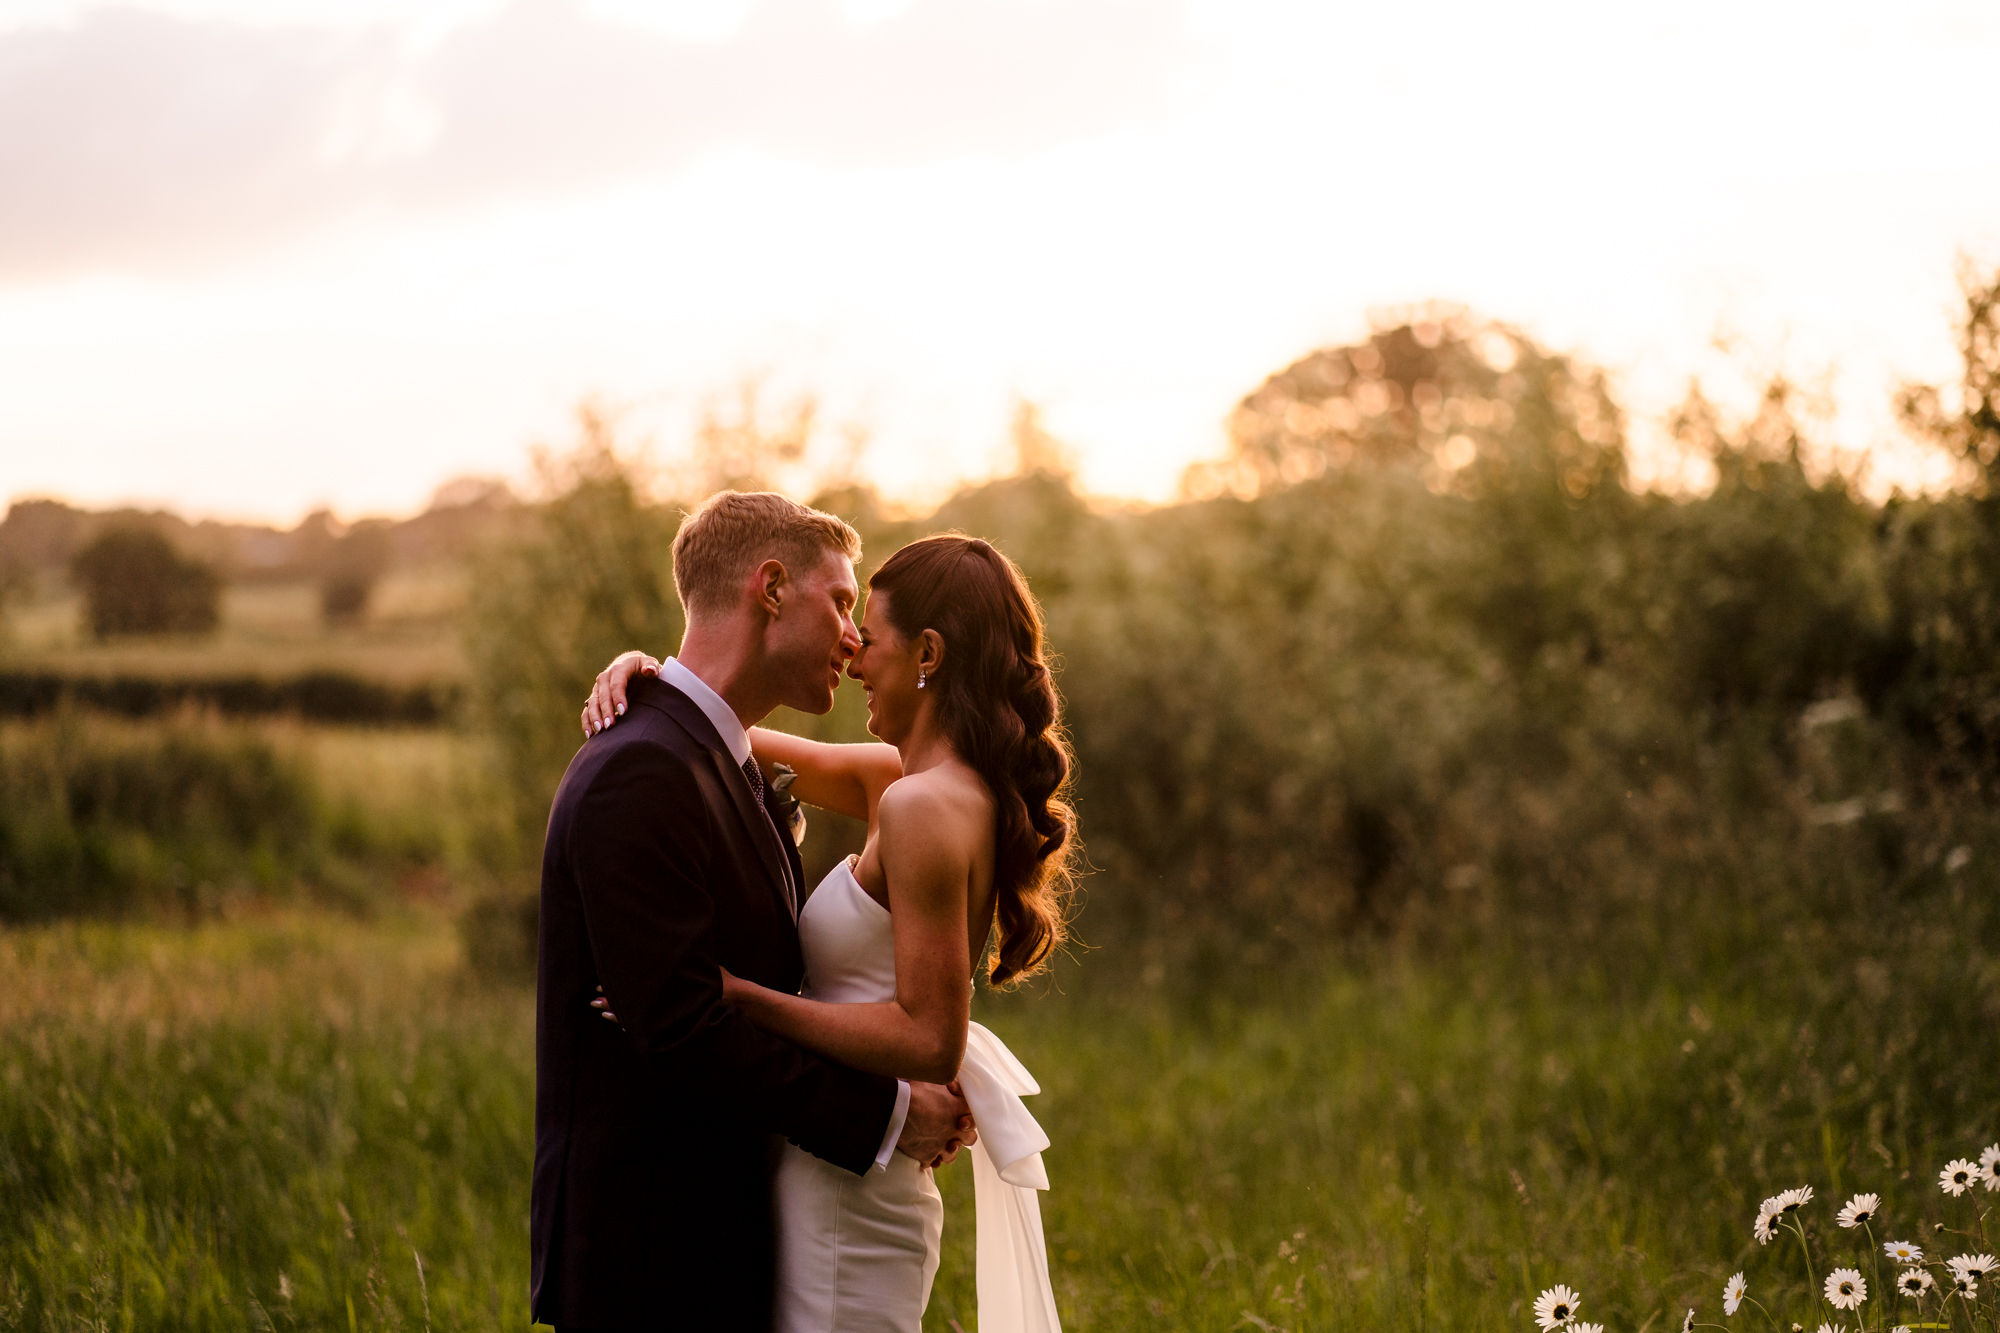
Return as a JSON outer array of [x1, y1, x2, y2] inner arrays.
[[659, 656, 752, 767]]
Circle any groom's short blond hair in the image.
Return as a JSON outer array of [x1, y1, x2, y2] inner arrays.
[[672, 491, 862, 619]]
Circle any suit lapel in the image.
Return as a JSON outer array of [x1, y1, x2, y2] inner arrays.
[[640, 668, 796, 920], [705, 747, 794, 919], [635, 678, 794, 921]]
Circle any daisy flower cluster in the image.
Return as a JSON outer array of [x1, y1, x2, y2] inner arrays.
[[1710, 1147, 1997, 1333], [1754, 1186, 1815, 1246], [1546, 1145, 1998, 1333]]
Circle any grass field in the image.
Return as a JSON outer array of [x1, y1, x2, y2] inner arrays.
[[5, 903, 1993, 1333], [3, 573, 466, 685]]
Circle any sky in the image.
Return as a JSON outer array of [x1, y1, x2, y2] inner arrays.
[[1, 0, 1997, 523]]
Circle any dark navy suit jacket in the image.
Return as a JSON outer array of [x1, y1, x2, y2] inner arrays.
[[530, 674, 896, 1330]]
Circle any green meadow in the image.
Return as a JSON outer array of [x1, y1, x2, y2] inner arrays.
[[5, 853, 1994, 1333], [7, 289, 2000, 1329], [3, 572, 468, 686]]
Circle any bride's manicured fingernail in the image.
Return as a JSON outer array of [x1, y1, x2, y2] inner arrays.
[[616, 702, 625, 715]]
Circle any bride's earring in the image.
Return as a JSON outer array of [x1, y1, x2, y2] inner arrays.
[[917, 669, 928, 690]]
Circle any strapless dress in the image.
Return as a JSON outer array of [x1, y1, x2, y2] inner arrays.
[[772, 857, 1061, 1333]]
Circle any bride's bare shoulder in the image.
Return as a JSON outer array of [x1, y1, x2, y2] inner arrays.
[[875, 763, 993, 839]]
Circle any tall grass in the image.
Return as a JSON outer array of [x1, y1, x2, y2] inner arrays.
[[0, 713, 489, 922], [0, 914, 529, 1331], [3, 888, 1992, 1333]]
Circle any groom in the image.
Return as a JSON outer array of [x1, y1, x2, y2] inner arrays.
[[531, 491, 975, 1331]]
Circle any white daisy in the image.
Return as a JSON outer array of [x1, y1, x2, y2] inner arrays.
[[1534, 1284, 1581, 1330], [1824, 1269, 1866, 1311], [1571, 1324, 1605, 1333], [1814, 1324, 1841, 1333], [1897, 1267, 1934, 1297], [1950, 1272, 1978, 1299], [1835, 1193, 1880, 1228], [1776, 1185, 1815, 1214], [1883, 1240, 1924, 1264], [1893, 1326, 1912, 1333], [1682, 1308, 1695, 1333], [1948, 1254, 1997, 1282], [1723, 1273, 1747, 1315], [1754, 1205, 1781, 1245], [1940, 1159, 1978, 1196], [1982, 1147, 2000, 1192]]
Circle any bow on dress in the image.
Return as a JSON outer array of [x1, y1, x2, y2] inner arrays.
[[954, 1022, 1062, 1333]]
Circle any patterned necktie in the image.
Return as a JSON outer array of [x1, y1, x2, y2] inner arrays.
[[741, 756, 798, 918]]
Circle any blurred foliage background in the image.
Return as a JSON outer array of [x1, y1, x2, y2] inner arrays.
[[3, 271, 1999, 1330]]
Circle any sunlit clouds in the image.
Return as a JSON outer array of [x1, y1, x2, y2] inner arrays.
[[1, 0, 1998, 521], [0, 0, 1191, 276]]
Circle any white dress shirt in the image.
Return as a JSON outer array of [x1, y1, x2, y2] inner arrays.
[[657, 656, 910, 1170]]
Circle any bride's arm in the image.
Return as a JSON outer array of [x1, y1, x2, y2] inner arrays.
[[576, 651, 899, 824], [723, 783, 971, 1082], [746, 728, 901, 824]]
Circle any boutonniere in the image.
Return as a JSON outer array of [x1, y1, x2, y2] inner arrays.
[[769, 761, 807, 847]]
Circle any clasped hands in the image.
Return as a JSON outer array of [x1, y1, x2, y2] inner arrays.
[[591, 981, 977, 1169]]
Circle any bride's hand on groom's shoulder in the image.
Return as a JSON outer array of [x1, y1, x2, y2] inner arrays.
[[581, 650, 663, 737], [899, 1079, 977, 1169]]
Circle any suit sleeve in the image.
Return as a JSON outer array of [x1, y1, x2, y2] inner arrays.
[[567, 740, 897, 1175]]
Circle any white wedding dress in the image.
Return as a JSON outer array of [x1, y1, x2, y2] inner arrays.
[[773, 857, 1062, 1333]]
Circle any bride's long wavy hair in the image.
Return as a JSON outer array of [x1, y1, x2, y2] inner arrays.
[[868, 534, 1076, 986]]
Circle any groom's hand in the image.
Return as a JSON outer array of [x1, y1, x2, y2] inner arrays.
[[898, 1080, 976, 1168]]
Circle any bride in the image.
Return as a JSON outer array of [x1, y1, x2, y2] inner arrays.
[[586, 532, 1075, 1333]]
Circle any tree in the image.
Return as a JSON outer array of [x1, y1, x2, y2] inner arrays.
[[1898, 259, 2000, 496], [69, 526, 220, 638], [320, 521, 392, 626], [1881, 259, 2000, 766], [461, 407, 685, 843], [1185, 304, 1626, 503], [0, 553, 30, 647]]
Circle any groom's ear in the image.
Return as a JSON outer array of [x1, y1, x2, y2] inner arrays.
[[753, 558, 789, 618]]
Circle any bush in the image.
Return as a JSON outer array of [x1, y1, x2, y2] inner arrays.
[[0, 670, 460, 725], [69, 525, 221, 638], [457, 885, 540, 985], [909, 302, 2000, 990], [0, 710, 316, 919], [0, 713, 480, 922], [453, 280, 2000, 997], [460, 410, 686, 845]]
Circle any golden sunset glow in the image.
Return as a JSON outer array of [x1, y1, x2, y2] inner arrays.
[[0, 0, 1995, 520]]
